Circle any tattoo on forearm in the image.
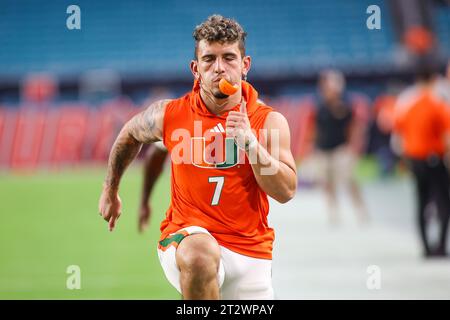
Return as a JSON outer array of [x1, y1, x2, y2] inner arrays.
[[104, 132, 142, 189]]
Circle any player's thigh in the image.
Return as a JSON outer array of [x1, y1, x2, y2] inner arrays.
[[157, 226, 225, 294], [220, 246, 273, 300], [176, 233, 221, 274]]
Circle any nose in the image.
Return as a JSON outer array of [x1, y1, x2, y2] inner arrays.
[[213, 58, 225, 74]]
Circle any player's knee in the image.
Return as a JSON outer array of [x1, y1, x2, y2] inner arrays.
[[181, 252, 219, 281], [176, 235, 221, 280]]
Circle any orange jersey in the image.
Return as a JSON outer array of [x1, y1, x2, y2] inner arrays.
[[160, 80, 274, 259], [394, 87, 450, 159]]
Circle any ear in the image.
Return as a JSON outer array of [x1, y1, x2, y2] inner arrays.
[[242, 56, 252, 79], [190, 60, 200, 80]]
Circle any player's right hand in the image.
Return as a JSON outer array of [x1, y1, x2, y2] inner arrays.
[[138, 202, 151, 233], [98, 188, 122, 232]]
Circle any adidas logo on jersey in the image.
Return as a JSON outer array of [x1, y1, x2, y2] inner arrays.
[[209, 123, 225, 133]]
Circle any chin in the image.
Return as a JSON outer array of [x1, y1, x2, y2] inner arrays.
[[213, 91, 229, 99]]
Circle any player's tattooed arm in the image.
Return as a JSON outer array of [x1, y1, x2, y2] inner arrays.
[[127, 99, 170, 143], [103, 99, 170, 191], [99, 99, 170, 231]]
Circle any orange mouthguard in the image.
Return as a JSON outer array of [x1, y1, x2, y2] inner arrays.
[[219, 78, 239, 96]]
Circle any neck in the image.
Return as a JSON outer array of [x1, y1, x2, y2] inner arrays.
[[199, 85, 242, 115]]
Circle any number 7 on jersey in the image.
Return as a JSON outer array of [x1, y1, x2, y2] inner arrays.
[[208, 176, 224, 206]]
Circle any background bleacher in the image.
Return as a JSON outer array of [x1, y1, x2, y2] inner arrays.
[[0, 1, 448, 158], [0, 0, 421, 81]]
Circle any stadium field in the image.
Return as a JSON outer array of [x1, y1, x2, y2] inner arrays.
[[0, 165, 179, 299]]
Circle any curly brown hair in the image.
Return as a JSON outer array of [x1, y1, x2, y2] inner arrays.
[[193, 14, 247, 59]]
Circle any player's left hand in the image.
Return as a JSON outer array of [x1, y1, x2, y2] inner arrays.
[[226, 99, 257, 151]]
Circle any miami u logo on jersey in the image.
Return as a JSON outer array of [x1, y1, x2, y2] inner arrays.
[[191, 135, 242, 168], [170, 121, 248, 169]]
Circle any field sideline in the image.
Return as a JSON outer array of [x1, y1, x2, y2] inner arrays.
[[0, 165, 179, 299]]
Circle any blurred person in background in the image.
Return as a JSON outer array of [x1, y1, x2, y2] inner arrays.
[[311, 70, 369, 225], [392, 64, 450, 258]]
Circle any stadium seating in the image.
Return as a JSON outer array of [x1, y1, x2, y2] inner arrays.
[[436, 4, 450, 56], [0, 0, 410, 78]]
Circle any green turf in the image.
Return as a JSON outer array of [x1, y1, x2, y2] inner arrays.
[[0, 165, 180, 299]]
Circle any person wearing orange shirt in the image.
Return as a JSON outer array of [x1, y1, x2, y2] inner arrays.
[[392, 66, 450, 258], [98, 15, 297, 299]]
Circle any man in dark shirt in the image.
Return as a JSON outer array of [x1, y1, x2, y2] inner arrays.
[[315, 95, 353, 151], [312, 70, 369, 225]]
